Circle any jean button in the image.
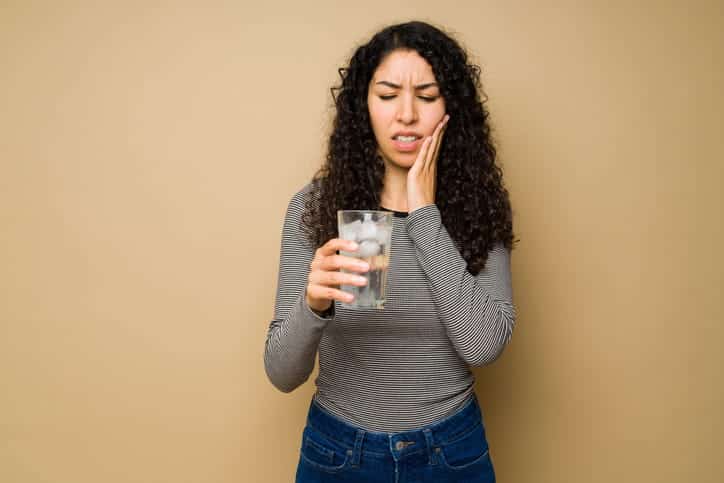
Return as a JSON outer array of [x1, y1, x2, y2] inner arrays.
[[395, 441, 415, 450]]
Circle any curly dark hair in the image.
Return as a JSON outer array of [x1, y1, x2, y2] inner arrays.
[[301, 20, 516, 276]]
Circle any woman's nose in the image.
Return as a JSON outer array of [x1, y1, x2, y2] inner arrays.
[[396, 94, 418, 124]]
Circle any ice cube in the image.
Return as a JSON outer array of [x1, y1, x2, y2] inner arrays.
[[375, 225, 391, 245], [357, 240, 380, 258], [359, 219, 377, 241], [340, 220, 362, 242]]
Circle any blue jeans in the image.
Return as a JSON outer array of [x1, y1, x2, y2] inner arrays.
[[295, 395, 496, 482]]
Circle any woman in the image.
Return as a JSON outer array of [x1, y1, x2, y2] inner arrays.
[[265, 20, 516, 482]]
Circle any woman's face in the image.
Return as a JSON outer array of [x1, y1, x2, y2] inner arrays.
[[367, 49, 446, 171]]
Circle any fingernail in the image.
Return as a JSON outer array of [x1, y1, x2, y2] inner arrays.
[[349, 241, 358, 250]]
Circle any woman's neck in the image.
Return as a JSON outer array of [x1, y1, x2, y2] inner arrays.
[[379, 163, 409, 212]]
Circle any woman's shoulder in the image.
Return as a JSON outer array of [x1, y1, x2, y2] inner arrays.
[[280, 180, 322, 249], [288, 179, 322, 209], [293, 179, 316, 199], [283, 179, 323, 223]]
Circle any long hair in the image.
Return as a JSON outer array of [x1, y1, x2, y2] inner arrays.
[[301, 21, 516, 275]]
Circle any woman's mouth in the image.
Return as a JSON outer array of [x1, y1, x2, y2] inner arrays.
[[391, 135, 421, 152]]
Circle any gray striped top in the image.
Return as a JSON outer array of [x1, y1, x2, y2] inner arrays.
[[264, 183, 516, 432]]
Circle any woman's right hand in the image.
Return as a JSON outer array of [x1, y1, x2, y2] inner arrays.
[[306, 238, 370, 313]]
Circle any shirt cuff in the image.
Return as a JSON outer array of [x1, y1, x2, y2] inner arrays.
[[301, 294, 335, 321]]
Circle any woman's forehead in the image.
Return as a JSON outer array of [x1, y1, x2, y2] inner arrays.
[[372, 50, 436, 84]]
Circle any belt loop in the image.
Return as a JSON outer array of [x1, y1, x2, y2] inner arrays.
[[350, 429, 365, 467], [423, 429, 438, 466]]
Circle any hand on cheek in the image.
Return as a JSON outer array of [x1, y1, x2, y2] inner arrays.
[[407, 114, 449, 213]]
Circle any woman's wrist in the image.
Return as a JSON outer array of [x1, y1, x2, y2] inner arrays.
[[306, 295, 333, 317]]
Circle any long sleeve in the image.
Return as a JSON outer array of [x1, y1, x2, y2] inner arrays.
[[406, 204, 516, 366], [264, 189, 333, 393]]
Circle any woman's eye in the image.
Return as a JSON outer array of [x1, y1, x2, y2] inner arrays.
[[378, 95, 439, 102]]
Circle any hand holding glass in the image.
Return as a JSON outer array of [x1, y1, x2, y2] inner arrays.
[[305, 238, 371, 313], [337, 210, 393, 309]]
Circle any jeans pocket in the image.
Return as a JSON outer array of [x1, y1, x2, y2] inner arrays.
[[436, 421, 493, 471], [299, 425, 352, 473]]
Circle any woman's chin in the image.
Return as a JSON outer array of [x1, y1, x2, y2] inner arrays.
[[383, 153, 417, 170]]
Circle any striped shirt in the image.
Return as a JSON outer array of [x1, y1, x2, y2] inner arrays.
[[264, 182, 516, 432]]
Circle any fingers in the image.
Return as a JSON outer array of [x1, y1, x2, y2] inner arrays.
[[307, 238, 370, 308], [309, 269, 367, 288], [312, 240, 369, 273], [318, 253, 369, 273], [412, 136, 433, 174], [316, 238, 360, 257], [429, 115, 449, 171], [426, 114, 449, 173], [306, 284, 355, 305]]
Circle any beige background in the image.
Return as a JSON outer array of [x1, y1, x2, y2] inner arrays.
[[1, 1, 722, 482]]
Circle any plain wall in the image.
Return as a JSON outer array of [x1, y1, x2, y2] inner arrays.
[[1, 1, 722, 482]]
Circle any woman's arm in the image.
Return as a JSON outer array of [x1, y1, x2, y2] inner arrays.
[[406, 204, 516, 366], [263, 189, 333, 393]]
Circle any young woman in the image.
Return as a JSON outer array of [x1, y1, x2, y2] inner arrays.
[[265, 20, 516, 482]]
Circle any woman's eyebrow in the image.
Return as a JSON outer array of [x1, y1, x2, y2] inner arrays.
[[375, 81, 438, 90]]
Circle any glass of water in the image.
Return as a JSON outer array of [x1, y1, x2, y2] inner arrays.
[[337, 210, 393, 309]]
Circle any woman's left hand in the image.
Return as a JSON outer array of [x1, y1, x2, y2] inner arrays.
[[407, 114, 449, 213]]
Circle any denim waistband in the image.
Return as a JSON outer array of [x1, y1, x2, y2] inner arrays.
[[306, 395, 483, 458]]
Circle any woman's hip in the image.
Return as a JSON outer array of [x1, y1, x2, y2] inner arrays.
[[295, 395, 496, 482]]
